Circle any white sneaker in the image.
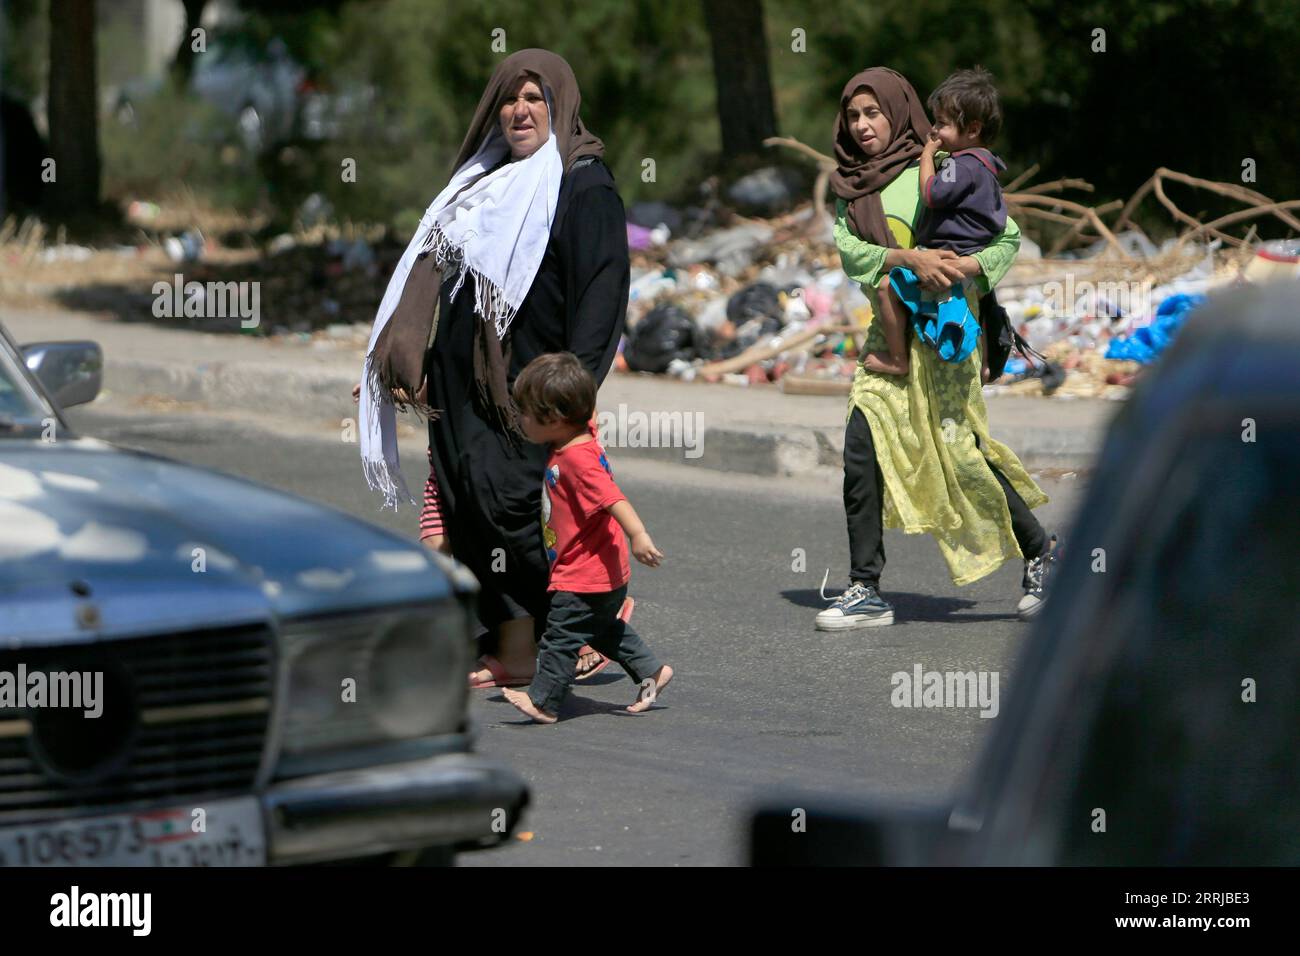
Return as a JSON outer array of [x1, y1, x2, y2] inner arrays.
[[1017, 535, 1060, 620], [816, 582, 895, 630]]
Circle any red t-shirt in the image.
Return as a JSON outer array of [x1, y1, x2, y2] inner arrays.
[[541, 437, 629, 593]]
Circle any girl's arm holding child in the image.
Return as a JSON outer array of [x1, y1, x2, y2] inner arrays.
[[607, 499, 664, 567]]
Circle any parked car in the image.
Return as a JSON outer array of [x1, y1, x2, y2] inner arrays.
[[0, 320, 526, 866], [750, 281, 1300, 866]]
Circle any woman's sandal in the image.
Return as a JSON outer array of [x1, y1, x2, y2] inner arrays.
[[574, 596, 634, 682], [468, 655, 532, 689]]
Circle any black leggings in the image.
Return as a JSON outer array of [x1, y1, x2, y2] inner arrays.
[[843, 406, 1046, 587]]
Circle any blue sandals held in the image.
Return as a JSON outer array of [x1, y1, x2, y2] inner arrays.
[[888, 266, 981, 364]]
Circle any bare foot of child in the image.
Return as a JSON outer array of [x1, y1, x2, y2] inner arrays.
[[627, 664, 674, 713], [502, 687, 558, 724], [862, 350, 910, 377]]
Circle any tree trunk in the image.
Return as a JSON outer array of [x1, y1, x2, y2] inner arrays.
[[703, 0, 778, 158], [47, 0, 101, 220], [170, 0, 209, 87]]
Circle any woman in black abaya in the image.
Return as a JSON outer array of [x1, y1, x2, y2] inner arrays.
[[359, 49, 629, 686]]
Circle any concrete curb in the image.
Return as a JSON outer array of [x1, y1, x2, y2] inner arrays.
[[101, 356, 1103, 477], [105, 358, 360, 422]]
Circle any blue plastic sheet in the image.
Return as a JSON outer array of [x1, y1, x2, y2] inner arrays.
[[1104, 293, 1206, 364]]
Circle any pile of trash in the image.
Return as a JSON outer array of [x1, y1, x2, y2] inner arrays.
[[0, 196, 399, 335], [981, 239, 1230, 397], [614, 158, 1299, 398], [616, 216, 1270, 399], [3, 168, 1293, 381], [136, 193, 395, 334], [615, 185, 863, 389], [223, 231, 388, 333]]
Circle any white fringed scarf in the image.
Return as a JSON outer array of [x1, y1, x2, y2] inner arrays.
[[360, 106, 563, 509]]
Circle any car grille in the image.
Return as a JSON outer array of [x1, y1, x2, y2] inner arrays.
[[0, 623, 274, 825]]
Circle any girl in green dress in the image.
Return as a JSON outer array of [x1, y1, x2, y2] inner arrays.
[[815, 67, 1060, 630]]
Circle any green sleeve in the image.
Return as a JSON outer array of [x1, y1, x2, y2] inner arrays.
[[971, 214, 1021, 295], [833, 198, 889, 291]]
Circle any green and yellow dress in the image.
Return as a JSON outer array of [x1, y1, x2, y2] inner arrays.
[[834, 162, 1047, 587]]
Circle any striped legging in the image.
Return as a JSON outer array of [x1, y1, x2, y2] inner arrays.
[[420, 447, 446, 540]]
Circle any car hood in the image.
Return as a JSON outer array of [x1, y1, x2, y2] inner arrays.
[[0, 438, 452, 644]]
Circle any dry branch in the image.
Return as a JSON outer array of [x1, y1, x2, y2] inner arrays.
[[1116, 167, 1300, 237], [1007, 194, 1131, 259], [1003, 163, 1040, 193], [1016, 178, 1095, 196], [1174, 199, 1300, 253]]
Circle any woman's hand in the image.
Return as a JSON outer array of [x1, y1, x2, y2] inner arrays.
[[630, 531, 664, 568], [906, 248, 966, 292], [355, 379, 430, 408]]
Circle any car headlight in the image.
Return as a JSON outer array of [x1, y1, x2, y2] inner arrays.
[[277, 602, 471, 762]]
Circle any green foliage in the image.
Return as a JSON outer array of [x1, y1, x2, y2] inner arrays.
[[11, 0, 1295, 235], [316, 0, 718, 221], [100, 82, 262, 211], [0, 0, 48, 101], [771, 0, 1297, 232]]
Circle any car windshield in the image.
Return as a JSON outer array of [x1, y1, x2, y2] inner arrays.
[[0, 331, 53, 429]]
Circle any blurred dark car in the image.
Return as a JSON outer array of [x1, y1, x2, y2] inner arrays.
[[0, 320, 525, 866], [751, 281, 1300, 866]]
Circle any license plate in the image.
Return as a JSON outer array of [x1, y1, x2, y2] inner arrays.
[[0, 797, 266, 867]]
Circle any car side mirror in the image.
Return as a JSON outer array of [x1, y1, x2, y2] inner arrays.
[[749, 797, 966, 866], [22, 340, 103, 408]]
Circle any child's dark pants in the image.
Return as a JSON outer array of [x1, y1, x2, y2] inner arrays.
[[528, 584, 662, 715], [843, 406, 1046, 588]]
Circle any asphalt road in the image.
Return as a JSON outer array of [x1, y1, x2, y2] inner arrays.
[[65, 399, 1088, 866]]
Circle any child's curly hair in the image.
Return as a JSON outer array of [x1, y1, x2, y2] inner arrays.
[[513, 351, 596, 425], [928, 66, 1002, 145]]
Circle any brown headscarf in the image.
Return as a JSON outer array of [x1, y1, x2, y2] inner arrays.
[[452, 48, 604, 175], [829, 67, 932, 248], [370, 49, 604, 439]]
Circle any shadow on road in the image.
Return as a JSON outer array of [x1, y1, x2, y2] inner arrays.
[[780, 588, 1017, 623], [482, 691, 667, 723]]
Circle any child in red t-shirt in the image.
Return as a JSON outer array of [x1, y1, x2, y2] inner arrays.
[[501, 352, 674, 723]]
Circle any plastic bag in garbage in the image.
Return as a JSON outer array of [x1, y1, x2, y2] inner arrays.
[[726, 282, 784, 325], [1105, 293, 1206, 364], [628, 269, 679, 308], [627, 222, 655, 251], [713, 315, 783, 360], [623, 304, 697, 373], [667, 222, 774, 276], [693, 295, 730, 333], [726, 166, 802, 216], [628, 201, 683, 233]]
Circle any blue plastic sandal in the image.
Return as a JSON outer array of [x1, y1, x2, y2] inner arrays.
[[934, 293, 981, 363]]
